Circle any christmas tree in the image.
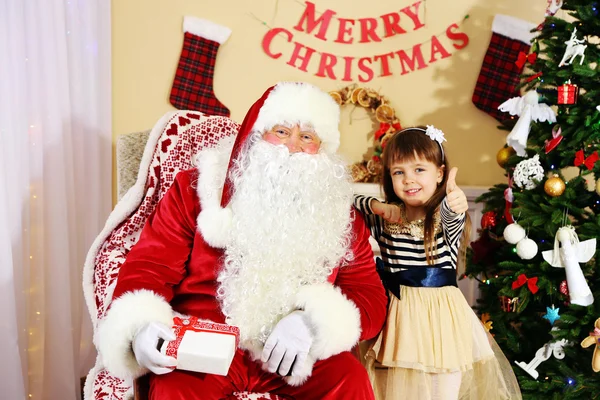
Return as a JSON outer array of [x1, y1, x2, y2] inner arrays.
[[466, 1, 600, 398]]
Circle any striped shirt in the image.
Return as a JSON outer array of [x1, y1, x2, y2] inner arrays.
[[354, 195, 466, 272]]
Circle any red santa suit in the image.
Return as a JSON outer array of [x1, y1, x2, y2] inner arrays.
[[95, 82, 387, 399]]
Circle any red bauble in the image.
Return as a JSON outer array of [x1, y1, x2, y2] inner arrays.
[[481, 211, 497, 230], [559, 280, 569, 296]]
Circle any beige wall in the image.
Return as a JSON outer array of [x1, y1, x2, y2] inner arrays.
[[112, 0, 546, 200]]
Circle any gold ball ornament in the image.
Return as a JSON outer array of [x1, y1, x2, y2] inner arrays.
[[544, 176, 566, 197], [596, 178, 600, 196], [497, 147, 515, 168]]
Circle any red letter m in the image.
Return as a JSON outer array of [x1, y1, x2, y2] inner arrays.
[[293, 1, 336, 41]]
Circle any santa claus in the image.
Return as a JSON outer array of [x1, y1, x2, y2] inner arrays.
[[95, 81, 387, 399]]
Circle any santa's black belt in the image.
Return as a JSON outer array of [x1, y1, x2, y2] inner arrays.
[[376, 258, 457, 300]]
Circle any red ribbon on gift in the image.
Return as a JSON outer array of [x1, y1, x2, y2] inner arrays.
[[512, 273, 539, 294], [375, 122, 401, 141], [515, 52, 538, 69], [574, 149, 599, 170], [165, 317, 240, 360]]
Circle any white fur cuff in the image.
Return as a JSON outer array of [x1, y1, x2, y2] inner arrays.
[[492, 14, 536, 43], [295, 284, 361, 361], [95, 290, 174, 380], [183, 16, 232, 44]]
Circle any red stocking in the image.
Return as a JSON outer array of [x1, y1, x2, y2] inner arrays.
[[472, 15, 536, 122], [170, 16, 232, 117]]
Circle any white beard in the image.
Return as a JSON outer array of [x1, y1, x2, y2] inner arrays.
[[216, 137, 354, 355]]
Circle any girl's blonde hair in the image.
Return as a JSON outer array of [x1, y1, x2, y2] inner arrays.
[[381, 127, 471, 272]]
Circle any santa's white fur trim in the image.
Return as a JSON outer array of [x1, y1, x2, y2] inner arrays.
[[95, 290, 174, 380], [492, 14, 536, 44], [197, 206, 233, 248], [253, 82, 341, 154], [281, 284, 361, 386], [183, 16, 232, 44], [195, 136, 235, 248], [296, 284, 361, 359]]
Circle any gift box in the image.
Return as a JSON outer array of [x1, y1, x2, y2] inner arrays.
[[557, 81, 578, 105], [160, 316, 240, 376]]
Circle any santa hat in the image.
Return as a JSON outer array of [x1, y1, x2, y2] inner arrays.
[[197, 81, 341, 248]]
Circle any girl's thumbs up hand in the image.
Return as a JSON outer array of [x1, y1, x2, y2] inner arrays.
[[446, 167, 468, 214]]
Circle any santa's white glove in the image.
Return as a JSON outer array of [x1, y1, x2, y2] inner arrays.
[[132, 322, 178, 375], [261, 310, 313, 376]]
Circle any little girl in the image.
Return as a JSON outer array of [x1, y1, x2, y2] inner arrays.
[[354, 126, 521, 400]]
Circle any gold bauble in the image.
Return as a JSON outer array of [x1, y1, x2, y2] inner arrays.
[[545, 176, 566, 197], [497, 147, 515, 168], [596, 178, 600, 196]]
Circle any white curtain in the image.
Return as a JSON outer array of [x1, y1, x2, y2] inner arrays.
[[0, 1, 111, 399]]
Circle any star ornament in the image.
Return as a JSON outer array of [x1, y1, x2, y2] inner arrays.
[[543, 305, 561, 325], [481, 313, 494, 333]]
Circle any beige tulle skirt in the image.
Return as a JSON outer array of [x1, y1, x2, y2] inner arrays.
[[365, 286, 521, 400]]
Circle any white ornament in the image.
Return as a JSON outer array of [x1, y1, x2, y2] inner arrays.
[[542, 226, 596, 306], [517, 238, 539, 260], [514, 155, 545, 190], [546, 0, 563, 16], [559, 27, 587, 67], [504, 222, 538, 260], [498, 91, 557, 156], [515, 338, 568, 379], [504, 223, 526, 244]]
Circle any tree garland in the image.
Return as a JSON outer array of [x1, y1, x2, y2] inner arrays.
[[328, 85, 402, 183]]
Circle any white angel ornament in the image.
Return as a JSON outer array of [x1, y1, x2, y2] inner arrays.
[[542, 226, 597, 306], [498, 90, 557, 157]]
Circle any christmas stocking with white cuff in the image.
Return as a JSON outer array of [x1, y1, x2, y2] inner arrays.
[[170, 16, 232, 117], [472, 15, 537, 122]]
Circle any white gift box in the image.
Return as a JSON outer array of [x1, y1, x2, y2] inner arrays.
[[160, 317, 240, 376]]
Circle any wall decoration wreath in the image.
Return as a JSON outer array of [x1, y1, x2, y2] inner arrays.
[[329, 85, 401, 183]]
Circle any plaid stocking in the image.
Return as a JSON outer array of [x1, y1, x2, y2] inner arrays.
[[472, 15, 536, 122], [170, 16, 232, 117]]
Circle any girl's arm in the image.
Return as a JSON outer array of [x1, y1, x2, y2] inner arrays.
[[354, 194, 401, 222], [441, 168, 468, 246]]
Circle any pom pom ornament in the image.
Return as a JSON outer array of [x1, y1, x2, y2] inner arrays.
[[504, 223, 526, 244], [514, 155, 545, 189], [504, 222, 538, 260], [517, 238, 539, 260], [498, 91, 556, 157], [542, 226, 597, 306], [544, 176, 566, 197], [581, 318, 600, 373]]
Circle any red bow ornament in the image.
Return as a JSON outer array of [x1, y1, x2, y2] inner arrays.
[[512, 273, 539, 294], [515, 52, 538, 69], [375, 122, 401, 141], [574, 149, 599, 170]]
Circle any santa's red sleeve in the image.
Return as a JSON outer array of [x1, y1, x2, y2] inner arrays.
[[95, 169, 199, 380], [293, 209, 387, 362]]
